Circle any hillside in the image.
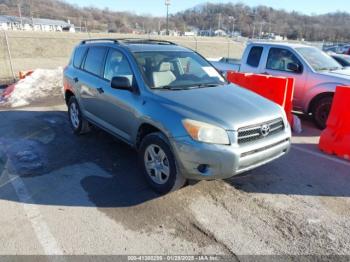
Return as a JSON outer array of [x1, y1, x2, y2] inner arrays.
[[0, 0, 349, 41], [176, 3, 350, 41]]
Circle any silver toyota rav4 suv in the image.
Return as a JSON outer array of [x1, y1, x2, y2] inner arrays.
[[63, 39, 291, 193]]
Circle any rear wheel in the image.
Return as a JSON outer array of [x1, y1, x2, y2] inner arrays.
[[139, 132, 186, 194], [312, 96, 333, 130], [68, 96, 90, 135]]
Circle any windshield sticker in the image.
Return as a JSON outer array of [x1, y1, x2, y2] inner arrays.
[[202, 67, 221, 77]]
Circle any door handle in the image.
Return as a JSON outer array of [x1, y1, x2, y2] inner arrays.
[[73, 77, 79, 83], [97, 87, 104, 94]]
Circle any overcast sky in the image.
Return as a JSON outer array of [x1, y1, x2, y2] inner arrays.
[[68, 0, 347, 16]]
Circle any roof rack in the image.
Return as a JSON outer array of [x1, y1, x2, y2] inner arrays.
[[80, 39, 120, 44], [119, 39, 177, 45], [80, 38, 177, 46]]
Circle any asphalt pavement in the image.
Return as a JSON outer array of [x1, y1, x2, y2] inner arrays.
[[0, 103, 349, 258]]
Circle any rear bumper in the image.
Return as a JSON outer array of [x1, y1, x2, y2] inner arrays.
[[170, 128, 291, 180]]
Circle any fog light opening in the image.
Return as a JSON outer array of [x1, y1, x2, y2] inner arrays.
[[197, 164, 209, 174]]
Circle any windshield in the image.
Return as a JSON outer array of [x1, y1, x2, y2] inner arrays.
[[133, 51, 226, 90], [296, 47, 342, 71]]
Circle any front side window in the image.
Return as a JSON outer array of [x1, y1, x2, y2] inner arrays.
[[266, 48, 303, 73], [133, 51, 225, 90], [83, 47, 107, 76], [104, 49, 134, 83]]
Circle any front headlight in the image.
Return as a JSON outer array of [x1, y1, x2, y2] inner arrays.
[[182, 119, 230, 145]]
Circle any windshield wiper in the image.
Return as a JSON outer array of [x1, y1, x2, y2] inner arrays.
[[154, 83, 225, 91], [329, 67, 342, 71], [193, 83, 225, 89], [157, 86, 191, 90], [317, 67, 341, 71]]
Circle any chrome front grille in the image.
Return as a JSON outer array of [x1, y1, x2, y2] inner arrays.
[[237, 118, 285, 144]]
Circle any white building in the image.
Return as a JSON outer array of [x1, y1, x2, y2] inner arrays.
[[0, 16, 9, 30], [0, 15, 75, 32], [184, 31, 196, 37], [159, 29, 179, 36], [214, 29, 227, 37], [32, 18, 75, 32]]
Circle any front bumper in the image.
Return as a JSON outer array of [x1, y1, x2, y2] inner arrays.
[[170, 128, 291, 180]]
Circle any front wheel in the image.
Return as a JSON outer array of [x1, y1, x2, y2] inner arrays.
[[139, 132, 186, 194], [312, 96, 333, 130]]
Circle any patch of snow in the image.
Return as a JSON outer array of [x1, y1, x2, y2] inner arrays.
[[4, 68, 63, 108]]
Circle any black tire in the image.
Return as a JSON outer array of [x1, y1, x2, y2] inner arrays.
[[68, 96, 90, 135], [139, 132, 186, 194], [312, 96, 333, 130]]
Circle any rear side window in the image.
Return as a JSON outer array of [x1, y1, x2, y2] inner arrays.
[[247, 46, 263, 67], [83, 47, 107, 76], [73, 46, 87, 68]]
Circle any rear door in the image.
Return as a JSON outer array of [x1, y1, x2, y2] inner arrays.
[[78, 46, 108, 123], [64, 45, 88, 100]]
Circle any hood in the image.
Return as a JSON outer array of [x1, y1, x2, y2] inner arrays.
[[319, 68, 350, 82], [151, 84, 284, 131], [210, 61, 240, 72]]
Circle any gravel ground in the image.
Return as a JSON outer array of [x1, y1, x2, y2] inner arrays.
[[0, 103, 349, 260]]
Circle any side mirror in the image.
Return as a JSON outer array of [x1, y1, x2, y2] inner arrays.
[[220, 70, 228, 79], [287, 62, 301, 73], [111, 76, 133, 91]]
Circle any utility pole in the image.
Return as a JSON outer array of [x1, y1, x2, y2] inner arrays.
[[259, 22, 263, 39], [229, 16, 235, 36], [17, 0, 23, 29], [252, 23, 256, 39], [218, 13, 222, 29], [165, 0, 171, 35], [250, 12, 256, 39]]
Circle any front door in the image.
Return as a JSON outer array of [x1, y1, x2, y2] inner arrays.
[[97, 48, 141, 142], [262, 47, 307, 108]]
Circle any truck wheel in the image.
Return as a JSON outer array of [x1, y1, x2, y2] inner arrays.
[[68, 96, 90, 135], [312, 96, 333, 130], [139, 132, 186, 194]]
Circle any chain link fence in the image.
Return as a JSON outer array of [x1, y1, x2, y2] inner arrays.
[[1, 30, 329, 86], [0, 31, 246, 85]]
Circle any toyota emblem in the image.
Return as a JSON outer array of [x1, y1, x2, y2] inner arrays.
[[260, 124, 270, 137]]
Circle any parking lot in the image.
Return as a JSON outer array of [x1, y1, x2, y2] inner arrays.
[[0, 97, 349, 257]]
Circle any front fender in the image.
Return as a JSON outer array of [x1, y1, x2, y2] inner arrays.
[[302, 82, 339, 112], [131, 99, 189, 144]]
